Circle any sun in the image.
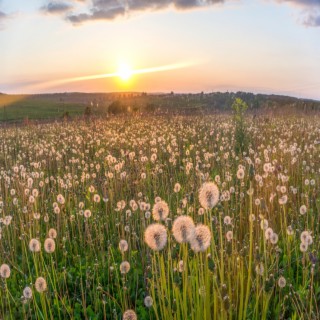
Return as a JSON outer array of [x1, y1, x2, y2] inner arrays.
[[117, 63, 133, 81]]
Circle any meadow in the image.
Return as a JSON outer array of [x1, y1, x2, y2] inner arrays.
[[0, 112, 319, 319]]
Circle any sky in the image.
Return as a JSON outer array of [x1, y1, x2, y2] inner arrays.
[[1, 0, 320, 99]]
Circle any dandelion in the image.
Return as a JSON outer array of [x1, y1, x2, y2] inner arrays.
[[199, 182, 220, 209], [144, 223, 167, 251], [152, 200, 169, 221], [84, 209, 92, 218], [172, 215, 195, 243], [190, 224, 211, 253], [279, 195, 288, 205], [299, 205, 307, 215], [57, 194, 65, 204], [119, 240, 129, 252], [265, 227, 273, 240], [0, 264, 11, 279], [93, 194, 101, 203], [120, 261, 131, 274], [237, 168, 245, 179], [35, 277, 47, 292], [270, 233, 279, 244], [224, 216, 232, 225], [44, 238, 56, 253], [48, 228, 57, 239], [144, 296, 153, 308], [300, 242, 308, 252], [23, 286, 33, 299], [29, 239, 41, 252], [278, 276, 286, 288], [123, 310, 137, 320], [174, 183, 181, 192], [300, 231, 312, 245], [226, 230, 233, 241]]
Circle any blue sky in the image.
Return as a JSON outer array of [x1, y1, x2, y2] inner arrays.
[[1, 0, 320, 99]]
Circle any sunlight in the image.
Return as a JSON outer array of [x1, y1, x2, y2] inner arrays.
[[117, 63, 132, 81]]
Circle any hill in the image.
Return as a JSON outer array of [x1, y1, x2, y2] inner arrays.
[[0, 91, 319, 122]]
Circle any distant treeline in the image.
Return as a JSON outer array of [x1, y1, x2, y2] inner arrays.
[[0, 91, 319, 122]]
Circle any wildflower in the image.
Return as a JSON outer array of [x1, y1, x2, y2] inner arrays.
[[172, 215, 195, 243], [265, 227, 273, 240], [44, 238, 56, 253], [190, 224, 212, 253], [0, 264, 11, 278], [119, 240, 129, 252], [29, 239, 41, 252], [48, 228, 57, 239], [226, 230, 233, 241], [299, 205, 307, 215], [123, 310, 137, 320], [174, 183, 181, 193], [57, 194, 65, 204], [152, 200, 169, 221], [144, 295, 153, 307], [35, 277, 47, 292], [270, 233, 279, 244], [199, 182, 220, 209], [84, 209, 92, 218], [278, 276, 286, 288], [223, 216, 232, 225], [300, 242, 308, 252], [23, 286, 33, 299], [236, 168, 245, 179], [120, 261, 131, 274], [300, 231, 313, 245], [93, 194, 101, 203], [144, 223, 167, 251]]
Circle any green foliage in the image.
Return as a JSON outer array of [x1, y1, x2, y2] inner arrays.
[[232, 98, 249, 155], [108, 100, 126, 114]]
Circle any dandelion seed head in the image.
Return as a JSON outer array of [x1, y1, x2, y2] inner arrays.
[[190, 224, 211, 253], [199, 182, 219, 209], [123, 309, 137, 320], [44, 238, 56, 253], [0, 264, 11, 279], [172, 215, 195, 243], [120, 261, 131, 274], [144, 223, 167, 251], [35, 277, 47, 293], [152, 200, 169, 221]]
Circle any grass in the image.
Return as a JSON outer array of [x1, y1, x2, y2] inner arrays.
[[0, 114, 319, 319]]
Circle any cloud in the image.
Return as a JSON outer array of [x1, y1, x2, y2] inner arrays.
[[277, 0, 320, 27], [0, 10, 7, 30], [0, 10, 6, 19], [303, 12, 320, 26], [65, 0, 224, 24], [37, 0, 320, 27], [41, 1, 73, 14]]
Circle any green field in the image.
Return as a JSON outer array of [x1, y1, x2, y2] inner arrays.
[[0, 106, 319, 319]]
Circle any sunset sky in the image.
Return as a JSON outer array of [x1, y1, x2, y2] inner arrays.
[[1, 0, 320, 99]]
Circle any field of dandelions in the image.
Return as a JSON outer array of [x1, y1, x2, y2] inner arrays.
[[0, 114, 319, 320]]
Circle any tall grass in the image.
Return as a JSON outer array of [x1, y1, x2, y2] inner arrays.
[[0, 114, 319, 319]]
